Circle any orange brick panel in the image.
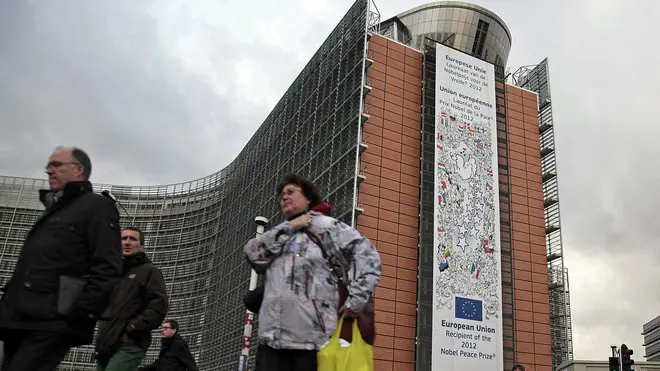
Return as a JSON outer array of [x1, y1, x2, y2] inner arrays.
[[403, 81, 419, 95], [535, 333, 552, 346], [397, 247, 417, 260], [394, 337, 416, 352], [384, 120, 404, 135], [395, 279, 416, 294], [515, 353, 535, 365], [361, 34, 423, 371], [376, 334, 395, 348], [386, 76, 404, 90], [387, 50, 405, 65], [385, 92, 404, 107], [368, 41, 387, 56], [388, 58, 405, 73], [374, 360, 393, 371], [405, 64, 423, 79], [404, 90, 421, 105], [378, 241, 398, 255], [506, 84, 552, 370], [374, 346, 394, 361], [385, 84, 404, 98], [370, 34, 387, 46], [508, 103, 523, 114]]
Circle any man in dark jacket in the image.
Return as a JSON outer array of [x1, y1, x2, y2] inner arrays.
[[0, 146, 123, 371], [95, 227, 169, 371], [140, 319, 198, 371]]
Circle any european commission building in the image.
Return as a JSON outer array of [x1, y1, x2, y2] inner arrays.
[[0, 1, 573, 371]]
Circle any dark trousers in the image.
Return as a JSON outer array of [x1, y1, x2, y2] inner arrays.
[[258, 345, 317, 371], [1, 330, 74, 371], [96, 343, 145, 371]]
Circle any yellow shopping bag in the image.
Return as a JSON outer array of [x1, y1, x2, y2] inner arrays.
[[318, 316, 373, 371]]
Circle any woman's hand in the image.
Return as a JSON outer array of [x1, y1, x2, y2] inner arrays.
[[338, 305, 361, 318], [290, 214, 313, 230]]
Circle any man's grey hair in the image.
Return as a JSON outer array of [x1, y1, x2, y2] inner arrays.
[[55, 146, 92, 180]]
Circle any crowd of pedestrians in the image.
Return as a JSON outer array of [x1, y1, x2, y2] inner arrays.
[[0, 146, 528, 371], [0, 147, 198, 371], [0, 147, 385, 371]]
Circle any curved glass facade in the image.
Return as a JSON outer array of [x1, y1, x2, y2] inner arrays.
[[381, 1, 512, 67], [0, 1, 372, 370]]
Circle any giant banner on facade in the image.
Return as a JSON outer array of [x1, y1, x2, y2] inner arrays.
[[432, 43, 503, 371]]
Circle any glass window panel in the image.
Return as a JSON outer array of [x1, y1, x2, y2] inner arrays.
[[453, 20, 463, 35], [442, 20, 451, 33], [417, 10, 425, 23], [423, 21, 432, 34], [431, 8, 440, 20], [454, 34, 464, 48], [469, 21, 478, 36], [424, 9, 433, 23], [465, 11, 474, 25], [459, 9, 468, 22], [429, 19, 442, 32]]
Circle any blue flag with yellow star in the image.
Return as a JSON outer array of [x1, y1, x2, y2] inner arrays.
[[455, 296, 483, 321]]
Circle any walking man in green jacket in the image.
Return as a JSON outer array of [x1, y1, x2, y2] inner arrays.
[[94, 227, 169, 371]]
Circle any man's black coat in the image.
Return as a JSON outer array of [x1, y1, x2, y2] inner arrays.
[[95, 252, 168, 359], [0, 181, 123, 345], [141, 334, 198, 371]]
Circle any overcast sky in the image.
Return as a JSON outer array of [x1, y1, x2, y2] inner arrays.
[[1, 0, 659, 362]]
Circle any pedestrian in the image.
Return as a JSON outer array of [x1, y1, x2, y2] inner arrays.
[[0, 146, 123, 371], [244, 200, 335, 371], [139, 319, 198, 371], [243, 200, 335, 313], [95, 227, 169, 371], [513, 364, 525, 371], [243, 174, 382, 371]]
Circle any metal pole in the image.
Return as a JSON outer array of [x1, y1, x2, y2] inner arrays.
[[237, 216, 268, 371]]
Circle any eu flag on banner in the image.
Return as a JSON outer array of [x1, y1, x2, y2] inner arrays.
[[455, 296, 483, 321]]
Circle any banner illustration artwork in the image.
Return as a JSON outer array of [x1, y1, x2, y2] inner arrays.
[[432, 43, 503, 371]]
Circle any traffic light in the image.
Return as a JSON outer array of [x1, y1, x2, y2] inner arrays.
[[620, 344, 634, 371], [609, 356, 620, 371]]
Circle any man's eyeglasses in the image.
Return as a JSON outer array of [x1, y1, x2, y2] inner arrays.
[[45, 161, 80, 171]]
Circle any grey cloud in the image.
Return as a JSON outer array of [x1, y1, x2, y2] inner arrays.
[[528, 0, 660, 360], [0, 1, 220, 184], [0, 0, 307, 186]]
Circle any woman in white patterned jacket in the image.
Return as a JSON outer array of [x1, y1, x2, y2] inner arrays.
[[244, 174, 381, 371]]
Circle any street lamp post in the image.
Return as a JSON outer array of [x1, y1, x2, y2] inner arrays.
[[237, 216, 268, 371]]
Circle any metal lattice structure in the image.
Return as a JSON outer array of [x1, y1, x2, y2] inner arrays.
[[0, 1, 373, 370], [511, 58, 574, 369]]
